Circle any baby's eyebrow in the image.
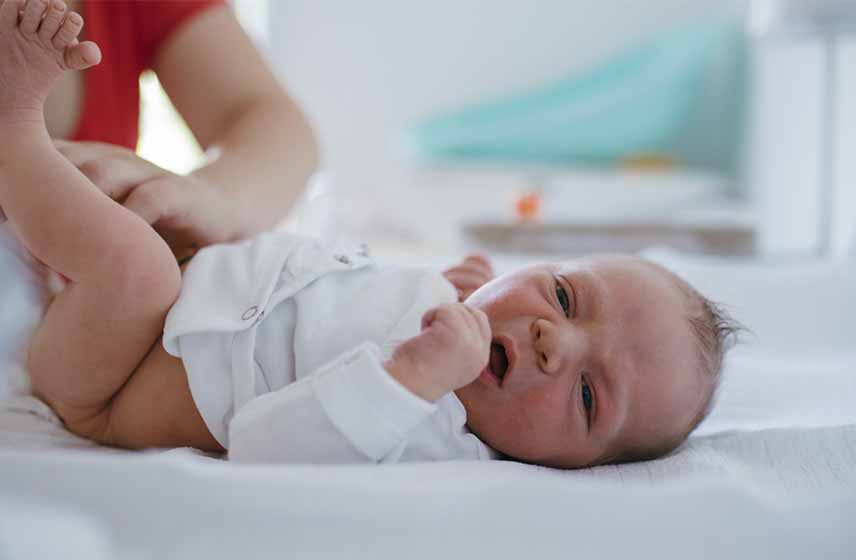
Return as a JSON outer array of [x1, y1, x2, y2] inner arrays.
[[568, 269, 602, 320], [576, 269, 629, 444], [606, 346, 637, 446]]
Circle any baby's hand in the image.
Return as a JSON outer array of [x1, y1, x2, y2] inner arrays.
[[442, 255, 494, 302], [385, 303, 491, 402]]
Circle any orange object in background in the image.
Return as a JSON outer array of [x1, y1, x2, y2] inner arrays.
[[515, 191, 542, 222], [620, 152, 678, 171]]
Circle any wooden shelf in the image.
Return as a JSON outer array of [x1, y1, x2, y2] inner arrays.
[[464, 222, 756, 256]]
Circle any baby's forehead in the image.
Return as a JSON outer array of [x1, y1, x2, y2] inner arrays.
[[553, 253, 651, 275], [552, 253, 698, 356], [553, 254, 686, 301]]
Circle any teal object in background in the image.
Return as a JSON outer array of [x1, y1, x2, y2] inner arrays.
[[403, 19, 743, 168]]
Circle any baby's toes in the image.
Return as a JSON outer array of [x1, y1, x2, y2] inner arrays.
[[37, 0, 65, 43], [19, 0, 49, 35], [0, 0, 24, 30], [63, 39, 100, 70], [51, 8, 82, 49]]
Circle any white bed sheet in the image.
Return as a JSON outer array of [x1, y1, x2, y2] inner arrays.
[[0, 428, 854, 559], [1, 232, 854, 559]]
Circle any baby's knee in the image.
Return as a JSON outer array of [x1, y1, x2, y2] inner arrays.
[[106, 241, 182, 313], [135, 251, 181, 309]]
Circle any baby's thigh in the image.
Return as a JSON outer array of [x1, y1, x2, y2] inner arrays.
[[104, 340, 224, 452]]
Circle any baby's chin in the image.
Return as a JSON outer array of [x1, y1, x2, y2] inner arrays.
[[475, 436, 592, 469], [456, 403, 585, 469]]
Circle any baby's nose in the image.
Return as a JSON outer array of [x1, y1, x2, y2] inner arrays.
[[533, 318, 586, 376], [533, 319, 562, 375]]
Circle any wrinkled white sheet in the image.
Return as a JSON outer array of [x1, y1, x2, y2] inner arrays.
[[0, 430, 854, 559], [1, 229, 855, 559]]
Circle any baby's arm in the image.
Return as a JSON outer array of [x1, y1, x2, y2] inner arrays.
[[228, 303, 491, 464], [384, 303, 491, 402], [228, 342, 434, 463]]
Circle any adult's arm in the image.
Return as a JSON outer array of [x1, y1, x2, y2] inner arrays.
[[153, 5, 319, 240]]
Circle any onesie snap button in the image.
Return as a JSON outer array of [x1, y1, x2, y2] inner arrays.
[[334, 254, 352, 265], [242, 306, 258, 320], [254, 309, 265, 324]]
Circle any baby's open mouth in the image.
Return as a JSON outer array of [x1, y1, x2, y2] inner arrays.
[[489, 341, 509, 385]]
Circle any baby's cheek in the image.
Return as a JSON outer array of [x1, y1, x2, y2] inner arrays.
[[527, 382, 568, 412], [516, 387, 568, 436]]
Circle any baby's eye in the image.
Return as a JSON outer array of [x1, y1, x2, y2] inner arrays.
[[581, 380, 593, 413], [554, 279, 571, 317]]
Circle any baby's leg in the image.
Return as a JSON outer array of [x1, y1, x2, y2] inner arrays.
[[0, 0, 180, 439]]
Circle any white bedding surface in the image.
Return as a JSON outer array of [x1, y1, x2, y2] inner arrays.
[[1, 232, 855, 559], [1, 428, 854, 559]]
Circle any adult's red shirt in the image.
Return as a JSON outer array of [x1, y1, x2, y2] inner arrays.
[[71, 0, 225, 150]]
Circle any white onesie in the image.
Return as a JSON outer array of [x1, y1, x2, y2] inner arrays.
[[162, 231, 496, 464]]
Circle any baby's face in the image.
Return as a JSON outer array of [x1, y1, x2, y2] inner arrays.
[[455, 255, 703, 468]]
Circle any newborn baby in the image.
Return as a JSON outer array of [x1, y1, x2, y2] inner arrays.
[[0, 0, 737, 468]]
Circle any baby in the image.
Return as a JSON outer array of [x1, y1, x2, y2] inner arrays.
[[0, 0, 737, 468]]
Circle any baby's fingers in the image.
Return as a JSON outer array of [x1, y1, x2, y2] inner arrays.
[[444, 269, 487, 300], [462, 305, 491, 346], [421, 303, 486, 341], [445, 268, 488, 286], [420, 306, 439, 331], [445, 258, 493, 282], [444, 303, 490, 344], [444, 257, 494, 302], [462, 254, 494, 277]]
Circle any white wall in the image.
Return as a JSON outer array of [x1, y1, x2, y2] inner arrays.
[[266, 1, 745, 190]]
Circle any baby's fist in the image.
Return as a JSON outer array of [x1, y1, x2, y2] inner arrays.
[[386, 303, 491, 402]]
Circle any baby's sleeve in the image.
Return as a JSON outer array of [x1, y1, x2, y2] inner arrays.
[[227, 342, 437, 464]]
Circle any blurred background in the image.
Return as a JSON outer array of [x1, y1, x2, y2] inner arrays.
[[2, 6, 855, 556], [138, 0, 856, 262]]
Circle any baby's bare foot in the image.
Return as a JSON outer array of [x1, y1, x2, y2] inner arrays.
[[0, 0, 101, 121]]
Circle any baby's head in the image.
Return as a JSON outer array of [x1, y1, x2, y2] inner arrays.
[[455, 254, 738, 468]]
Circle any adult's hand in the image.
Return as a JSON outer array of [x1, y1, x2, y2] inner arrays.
[[54, 140, 238, 260]]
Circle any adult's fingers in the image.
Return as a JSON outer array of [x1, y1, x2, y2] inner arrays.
[[53, 139, 130, 167], [123, 179, 192, 263], [77, 157, 165, 201], [121, 178, 182, 228]]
